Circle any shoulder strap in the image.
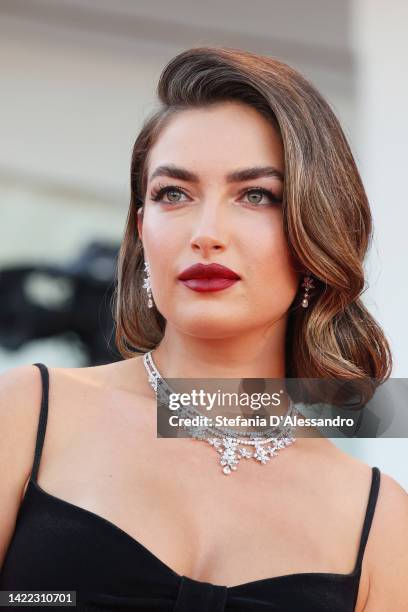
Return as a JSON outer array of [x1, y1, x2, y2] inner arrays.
[[30, 363, 50, 484], [354, 466, 381, 571]]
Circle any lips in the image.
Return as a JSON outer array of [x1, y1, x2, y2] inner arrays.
[[178, 263, 240, 281], [178, 263, 240, 293]]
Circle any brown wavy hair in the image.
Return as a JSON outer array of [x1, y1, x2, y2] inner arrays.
[[112, 46, 392, 394]]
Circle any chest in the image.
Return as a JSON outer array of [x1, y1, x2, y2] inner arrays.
[[36, 427, 357, 587]]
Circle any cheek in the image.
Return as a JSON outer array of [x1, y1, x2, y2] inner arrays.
[[142, 217, 182, 291], [245, 224, 299, 297], [143, 212, 178, 255]]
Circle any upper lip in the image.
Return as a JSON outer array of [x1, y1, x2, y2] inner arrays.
[[178, 263, 241, 280]]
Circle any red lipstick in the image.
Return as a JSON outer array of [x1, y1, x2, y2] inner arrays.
[[178, 263, 240, 292]]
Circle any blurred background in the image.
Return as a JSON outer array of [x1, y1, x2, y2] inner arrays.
[[0, 0, 406, 487]]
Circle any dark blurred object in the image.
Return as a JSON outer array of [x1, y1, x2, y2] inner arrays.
[[0, 242, 123, 365]]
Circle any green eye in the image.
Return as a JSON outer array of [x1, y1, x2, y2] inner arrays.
[[149, 185, 282, 206], [150, 185, 187, 204], [244, 188, 282, 206]]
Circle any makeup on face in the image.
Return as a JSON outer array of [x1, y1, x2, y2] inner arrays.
[[177, 262, 241, 293]]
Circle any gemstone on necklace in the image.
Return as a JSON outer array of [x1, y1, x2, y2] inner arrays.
[[142, 350, 297, 475]]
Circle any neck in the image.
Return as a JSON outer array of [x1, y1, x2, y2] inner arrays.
[[152, 317, 288, 380], [146, 320, 327, 445]]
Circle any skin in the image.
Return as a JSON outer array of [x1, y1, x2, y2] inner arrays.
[[1, 101, 407, 611]]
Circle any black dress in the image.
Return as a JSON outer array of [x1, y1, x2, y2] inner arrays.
[[0, 362, 381, 611]]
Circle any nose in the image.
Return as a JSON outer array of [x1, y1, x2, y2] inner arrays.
[[190, 201, 228, 257]]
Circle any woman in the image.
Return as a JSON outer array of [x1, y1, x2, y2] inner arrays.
[[0, 47, 407, 611]]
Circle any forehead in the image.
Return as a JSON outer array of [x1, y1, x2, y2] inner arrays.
[[147, 101, 284, 183]]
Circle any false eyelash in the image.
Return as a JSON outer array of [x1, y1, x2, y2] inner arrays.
[[244, 187, 282, 204], [150, 182, 186, 202], [150, 183, 282, 205]]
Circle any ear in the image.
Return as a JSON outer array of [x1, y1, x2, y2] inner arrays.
[[137, 207, 144, 240]]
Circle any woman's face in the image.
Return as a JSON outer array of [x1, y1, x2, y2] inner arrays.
[[138, 100, 300, 339]]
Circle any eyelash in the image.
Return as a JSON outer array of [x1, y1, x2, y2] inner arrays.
[[149, 183, 282, 206]]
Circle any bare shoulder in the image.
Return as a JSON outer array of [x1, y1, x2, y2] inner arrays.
[[0, 364, 45, 567], [0, 362, 42, 403], [31, 355, 152, 445], [0, 364, 44, 472], [310, 441, 407, 610], [2, 355, 148, 466], [0, 356, 148, 569], [363, 469, 408, 611], [47, 354, 147, 395], [325, 442, 408, 610]]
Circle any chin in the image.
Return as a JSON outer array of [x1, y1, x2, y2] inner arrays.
[[172, 308, 244, 338]]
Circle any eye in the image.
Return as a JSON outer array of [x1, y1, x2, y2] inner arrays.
[[242, 187, 282, 206], [150, 184, 188, 204], [149, 184, 282, 206]]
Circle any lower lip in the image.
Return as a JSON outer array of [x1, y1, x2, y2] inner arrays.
[[179, 278, 239, 292]]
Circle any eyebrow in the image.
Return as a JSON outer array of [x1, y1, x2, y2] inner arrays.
[[149, 164, 284, 184]]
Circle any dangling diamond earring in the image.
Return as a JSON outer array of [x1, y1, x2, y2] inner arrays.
[[143, 261, 154, 309], [301, 274, 315, 308]]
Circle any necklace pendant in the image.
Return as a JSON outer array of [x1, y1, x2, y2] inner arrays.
[[206, 434, 297, 474], [208, 437, 240, 474], [239, 447, 253, 459], [253, 443, 271, 464]]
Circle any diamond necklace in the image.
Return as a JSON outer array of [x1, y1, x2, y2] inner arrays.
[[143, 350, 298, 475]]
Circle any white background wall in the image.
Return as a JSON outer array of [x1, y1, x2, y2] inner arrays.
[[349, 0, 408, 488]]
